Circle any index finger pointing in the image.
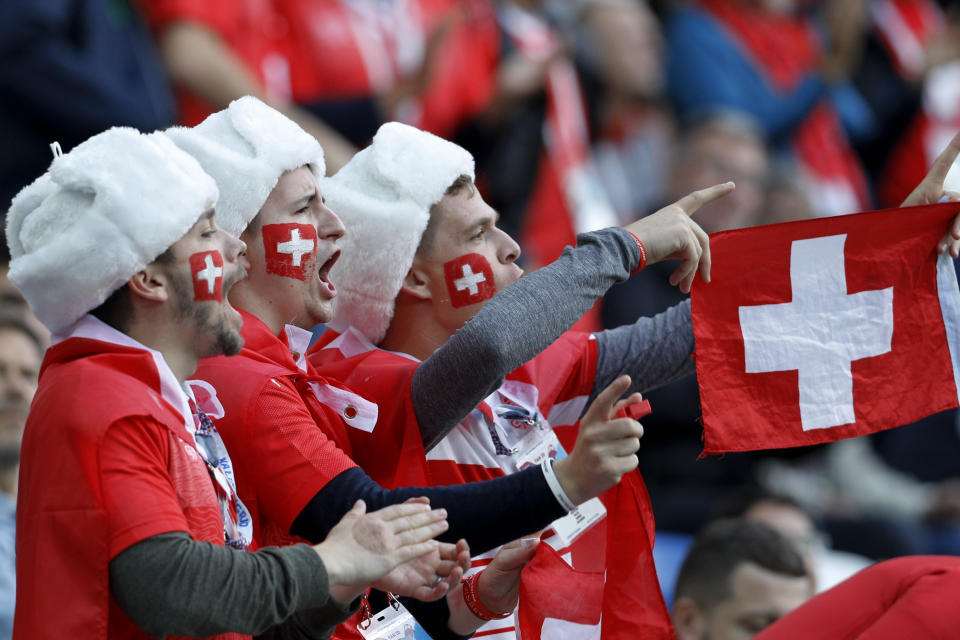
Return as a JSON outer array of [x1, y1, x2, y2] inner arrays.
[[676, 182, 736, 217], [583, 375, 631, 422]]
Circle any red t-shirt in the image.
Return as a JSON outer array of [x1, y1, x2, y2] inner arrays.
[[311, 326, 673, 639], [191, 312, 361, 548], [15, 319, 244, 640], [311, 327, 617, 640]]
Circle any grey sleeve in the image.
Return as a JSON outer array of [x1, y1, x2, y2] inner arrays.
[[412, 227, 640, 450], [109, 532, 356, 639], [591, 299, 696, 403], [256, 597, 361, 640]]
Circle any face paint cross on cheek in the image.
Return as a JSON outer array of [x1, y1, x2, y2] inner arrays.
[[190, 250, 224, 302], [444, 253, 497, 308], [262, 223, 318, 281]]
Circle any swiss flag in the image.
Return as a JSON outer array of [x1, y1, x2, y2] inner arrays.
[[599, 473, 673, 640], [262, 223, 318, 281], [692, 203, 960, 454], [185, 379, 226, 419], [514, 463, 673, 640], [190, 250, 223, 302], [444, 253, 496, 308], [517, 544, 603, 640]]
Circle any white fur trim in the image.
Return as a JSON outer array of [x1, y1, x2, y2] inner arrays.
[[167, 96, 326, 238], [5, 128, 218, 334], [325, 122, 475, 344]]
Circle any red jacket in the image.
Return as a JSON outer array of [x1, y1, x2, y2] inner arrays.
[[15, 316, 244, 640], [311, 326, 673, 640], [191, 311, 364, 548]]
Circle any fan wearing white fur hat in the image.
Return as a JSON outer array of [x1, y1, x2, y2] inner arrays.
[[309, 120, 734, 638], [314, 124, 960, 639], [6, 128, 460, 640], [172, 96, 717, 638]]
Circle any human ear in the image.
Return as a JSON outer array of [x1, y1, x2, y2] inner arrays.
[[671, 597, 706, 640], [399, 258, 433, 301], [127, 266, 169, 303]]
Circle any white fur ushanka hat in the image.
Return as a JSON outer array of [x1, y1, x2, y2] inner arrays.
[[167, 96, 326, 238], [324, 122, 475, 345], [5, 128, 218, 335]]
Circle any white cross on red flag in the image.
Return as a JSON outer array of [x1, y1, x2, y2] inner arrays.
[[691, 202, 960, 454]]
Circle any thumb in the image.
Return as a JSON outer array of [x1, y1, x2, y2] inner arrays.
[[583, 375, 631, 423], [613, 392, 644, 414], [493, 538, 540, 571], [346, 499, 367, 519]]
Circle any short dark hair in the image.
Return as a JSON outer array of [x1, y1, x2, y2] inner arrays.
[[674, 518, 809, 609], [89, 246, 176, 332], [710, 486, 811, 524], [418, 174, 476, 256]]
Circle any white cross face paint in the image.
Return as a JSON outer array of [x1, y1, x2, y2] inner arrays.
[[262, 223, 319, 281], [190, 250, 224, 301], [738, 234, 894, 430], [277, 228, 314, 267], [455, 264, 486, 296], [443, 253, 496, 308]]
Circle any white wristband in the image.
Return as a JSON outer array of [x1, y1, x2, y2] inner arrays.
[[541, 460, 577, 512]]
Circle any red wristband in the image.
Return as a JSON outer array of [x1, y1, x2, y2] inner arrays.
[[627, 231, 647, 274], [461, 571, 512, 620]]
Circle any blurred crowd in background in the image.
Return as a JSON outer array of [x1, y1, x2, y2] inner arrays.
[[2, 0, 960, 635]]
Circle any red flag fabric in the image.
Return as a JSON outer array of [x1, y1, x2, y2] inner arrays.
[[598, 472, 675, 640], [691, 202, 960, 454], [517, 544, 604, 639]]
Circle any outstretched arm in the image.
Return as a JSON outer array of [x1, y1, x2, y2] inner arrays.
[[592, 299, 695, 402], [112, 501, 451, 639], [292, 378, 645, 556], [413, 183, 734, 450]]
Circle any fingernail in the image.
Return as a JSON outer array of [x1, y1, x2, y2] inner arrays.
[[521, 538, 539, 548]]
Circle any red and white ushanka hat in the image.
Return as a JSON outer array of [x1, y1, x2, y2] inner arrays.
[[323, 122, 476, 344]]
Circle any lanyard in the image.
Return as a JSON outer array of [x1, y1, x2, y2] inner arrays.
[[191, 403, 253, 550]]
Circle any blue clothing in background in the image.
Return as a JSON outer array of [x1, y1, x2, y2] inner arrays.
[[0, 0, 176, 215], [665, 5, 825, 143], [0, 493, 15, 640]]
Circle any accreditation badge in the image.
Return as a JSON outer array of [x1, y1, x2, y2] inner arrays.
[[515, 430, 607, 548], [357, 594, 431, 640]]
